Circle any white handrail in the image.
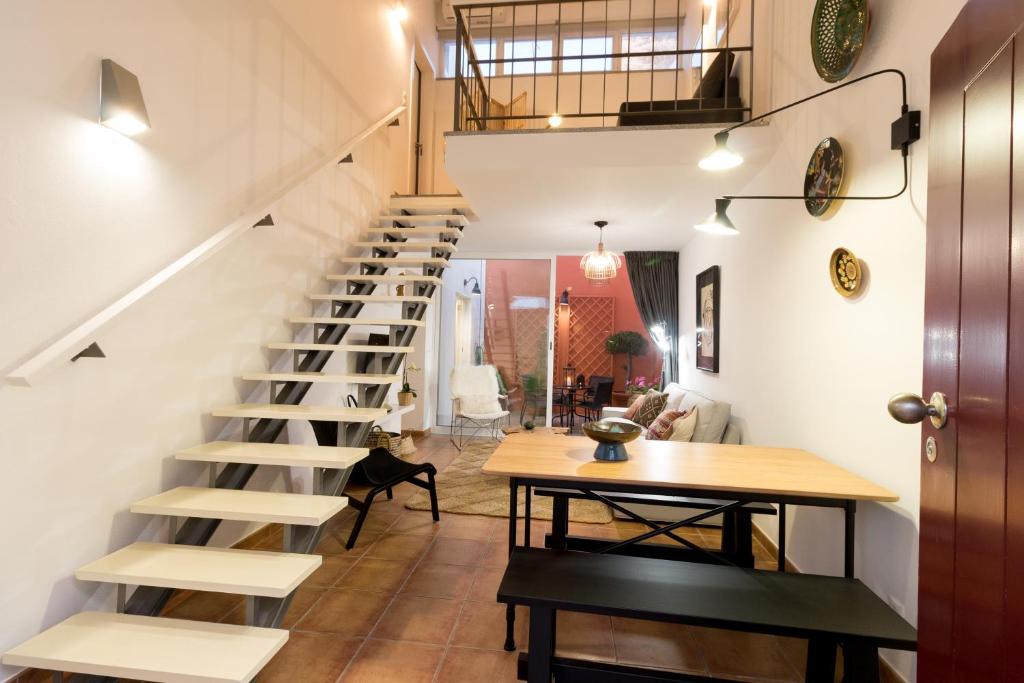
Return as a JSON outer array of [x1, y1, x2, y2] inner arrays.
[[7, 102, 407, 387]]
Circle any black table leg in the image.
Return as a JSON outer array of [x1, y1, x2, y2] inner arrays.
[[505, 478, 519, 651], [527, 606, 556, 683], [840, 642, 879, 683], [525, 485, 532, 549], [844, 500, 856, 578], [805, 639, 837, 683], [778, 503, 787, 572], [551, 493, 569, 551], [721, 509, 736, 554], [733, 509, 754, 566]]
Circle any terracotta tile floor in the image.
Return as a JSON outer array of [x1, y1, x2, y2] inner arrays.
[[17, 434, 813, 683]]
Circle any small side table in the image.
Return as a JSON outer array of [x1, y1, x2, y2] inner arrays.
[[611, 391, 631, 408]]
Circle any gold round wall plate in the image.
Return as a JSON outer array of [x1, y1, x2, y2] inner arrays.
[[830, 247, 863, 297]]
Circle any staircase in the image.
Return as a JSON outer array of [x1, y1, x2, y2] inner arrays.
[[2, 194, 474, 683]]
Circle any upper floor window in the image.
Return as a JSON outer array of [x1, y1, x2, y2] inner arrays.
[[503, 39, 554, 75], [443, 39, 498, 78], [621, 31, 679, 70], [561, 36, 614, 72]]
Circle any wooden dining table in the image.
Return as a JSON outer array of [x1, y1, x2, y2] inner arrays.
[[482, 431, 899, 651]]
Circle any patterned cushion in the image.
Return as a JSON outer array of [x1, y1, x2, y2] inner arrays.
[[668, 409, 699, 442], [647, 409, 688, 441], [622, 391, 648, 421], [633, 391, 667, 428]]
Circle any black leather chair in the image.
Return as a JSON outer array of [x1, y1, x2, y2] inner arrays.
[[312, 421, 439, 550]]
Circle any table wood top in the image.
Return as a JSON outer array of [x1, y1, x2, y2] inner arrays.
[[481, 433, 898, 503]]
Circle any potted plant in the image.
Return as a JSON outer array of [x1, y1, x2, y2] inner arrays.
[[625, 375, 660, 404], [605, 331, 650, 385], [397, 361, 420, 406]]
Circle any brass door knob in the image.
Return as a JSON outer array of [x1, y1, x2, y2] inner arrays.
[[888, 392, 948, 429]]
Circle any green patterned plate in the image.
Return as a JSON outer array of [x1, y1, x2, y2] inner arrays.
[[811, 0, 870, 83]]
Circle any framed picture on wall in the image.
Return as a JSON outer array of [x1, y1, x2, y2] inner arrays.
[[696, 266, 720, 373]]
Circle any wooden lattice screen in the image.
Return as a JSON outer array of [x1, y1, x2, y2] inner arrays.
[[555, 296, 614, 381]]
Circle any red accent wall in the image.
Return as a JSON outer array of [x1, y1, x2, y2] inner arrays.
[[555, 256, 658, 390]]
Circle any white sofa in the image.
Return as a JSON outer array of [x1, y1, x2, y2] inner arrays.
[[601, 382, 741, 445], [600, 383, 742, 523]]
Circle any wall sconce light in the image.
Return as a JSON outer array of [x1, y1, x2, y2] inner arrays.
[[559, 288, 571, 306], [695, 69, 921, 235], [698, 132, 744, 171], [548, 112, 563, 128], [694, 199, 739, 236], [391, 2, 409, 22], [464, 276, 482, 296], [100, 59, 150, 137]]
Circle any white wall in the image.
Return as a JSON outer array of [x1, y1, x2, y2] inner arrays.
[[676, 1, 966, 680], [0, 1, 432, 679]]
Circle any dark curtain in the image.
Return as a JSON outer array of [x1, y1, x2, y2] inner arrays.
[[624, 251, 679, 384]]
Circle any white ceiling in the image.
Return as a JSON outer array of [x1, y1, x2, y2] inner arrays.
[[444, 123, 776, 255]]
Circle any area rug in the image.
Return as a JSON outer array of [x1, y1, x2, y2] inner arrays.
[[404, 440, 613, 523]]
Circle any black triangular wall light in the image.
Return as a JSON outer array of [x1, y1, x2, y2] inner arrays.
[[338, 153, 354, 164], [252, 214, 274, 227]]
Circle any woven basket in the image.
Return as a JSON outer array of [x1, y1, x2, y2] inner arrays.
[[365, 425, 402, 457]]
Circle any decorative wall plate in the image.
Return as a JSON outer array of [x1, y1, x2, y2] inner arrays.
[[804, 137, 845, 217], [830, 247, 863, 297], [811, 0, 870, 83]]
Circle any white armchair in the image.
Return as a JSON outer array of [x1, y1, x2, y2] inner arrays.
[[449, 364, 511, 450]]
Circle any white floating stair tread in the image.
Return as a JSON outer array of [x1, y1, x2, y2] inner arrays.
[[1, 611, 287, 683], [75, 542, 321, 598], [131, 487, 347, 526], [177, 440, 370, 468], [324, 273, 442, 284], [353, 241, 458, 252], [267, 342, 413, 355], [389, 194, 477, 220], [309, 293, 432, 304], [212, 402, 388, 422], [290, 316, 425, 327], [367, 226, 463, 236], [241, 372, 400, 385], [339, 256, 449, 266], [377, 214, 469, 226]]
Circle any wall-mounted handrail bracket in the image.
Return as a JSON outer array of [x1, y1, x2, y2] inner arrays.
[[70, 342, 105, 362]]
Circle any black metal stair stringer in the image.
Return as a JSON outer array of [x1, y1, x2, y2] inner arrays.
[[67, 212, 464, 681]]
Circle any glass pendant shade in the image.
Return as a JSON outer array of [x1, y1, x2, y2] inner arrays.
[[580, 221, 622, 284]]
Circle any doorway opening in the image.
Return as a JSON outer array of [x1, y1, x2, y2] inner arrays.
[[435, 259, 554, 430]]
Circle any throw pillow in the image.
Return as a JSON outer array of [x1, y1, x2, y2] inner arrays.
[[633, 390, 667, 428], [647, 408, 688, 441], [623, 388, 656, 421], [678, 392, 731, 443], [664, 384, 687, 412], [668, 409, 699, 442]]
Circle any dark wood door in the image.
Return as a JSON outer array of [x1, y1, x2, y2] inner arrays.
[[923, 3, 1024, 680]]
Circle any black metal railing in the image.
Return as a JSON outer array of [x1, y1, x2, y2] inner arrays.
[[452, 0, 755, 131]]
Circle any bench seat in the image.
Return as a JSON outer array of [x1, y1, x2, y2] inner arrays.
[[499, 549, 915, 683]]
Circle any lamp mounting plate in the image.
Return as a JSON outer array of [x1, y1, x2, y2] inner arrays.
[[891, 109, 921, 153]]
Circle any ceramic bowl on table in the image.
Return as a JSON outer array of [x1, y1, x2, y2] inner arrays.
[[582, 419, 643, 461]]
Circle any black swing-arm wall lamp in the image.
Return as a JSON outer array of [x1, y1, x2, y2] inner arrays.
[[695, 68, 921, 235]]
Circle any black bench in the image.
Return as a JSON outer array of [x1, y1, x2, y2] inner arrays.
[[498, 549, 916, 683], [533, 488, 776, 568]]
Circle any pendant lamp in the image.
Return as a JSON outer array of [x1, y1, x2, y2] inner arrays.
[[580, 221, 621, 285]]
